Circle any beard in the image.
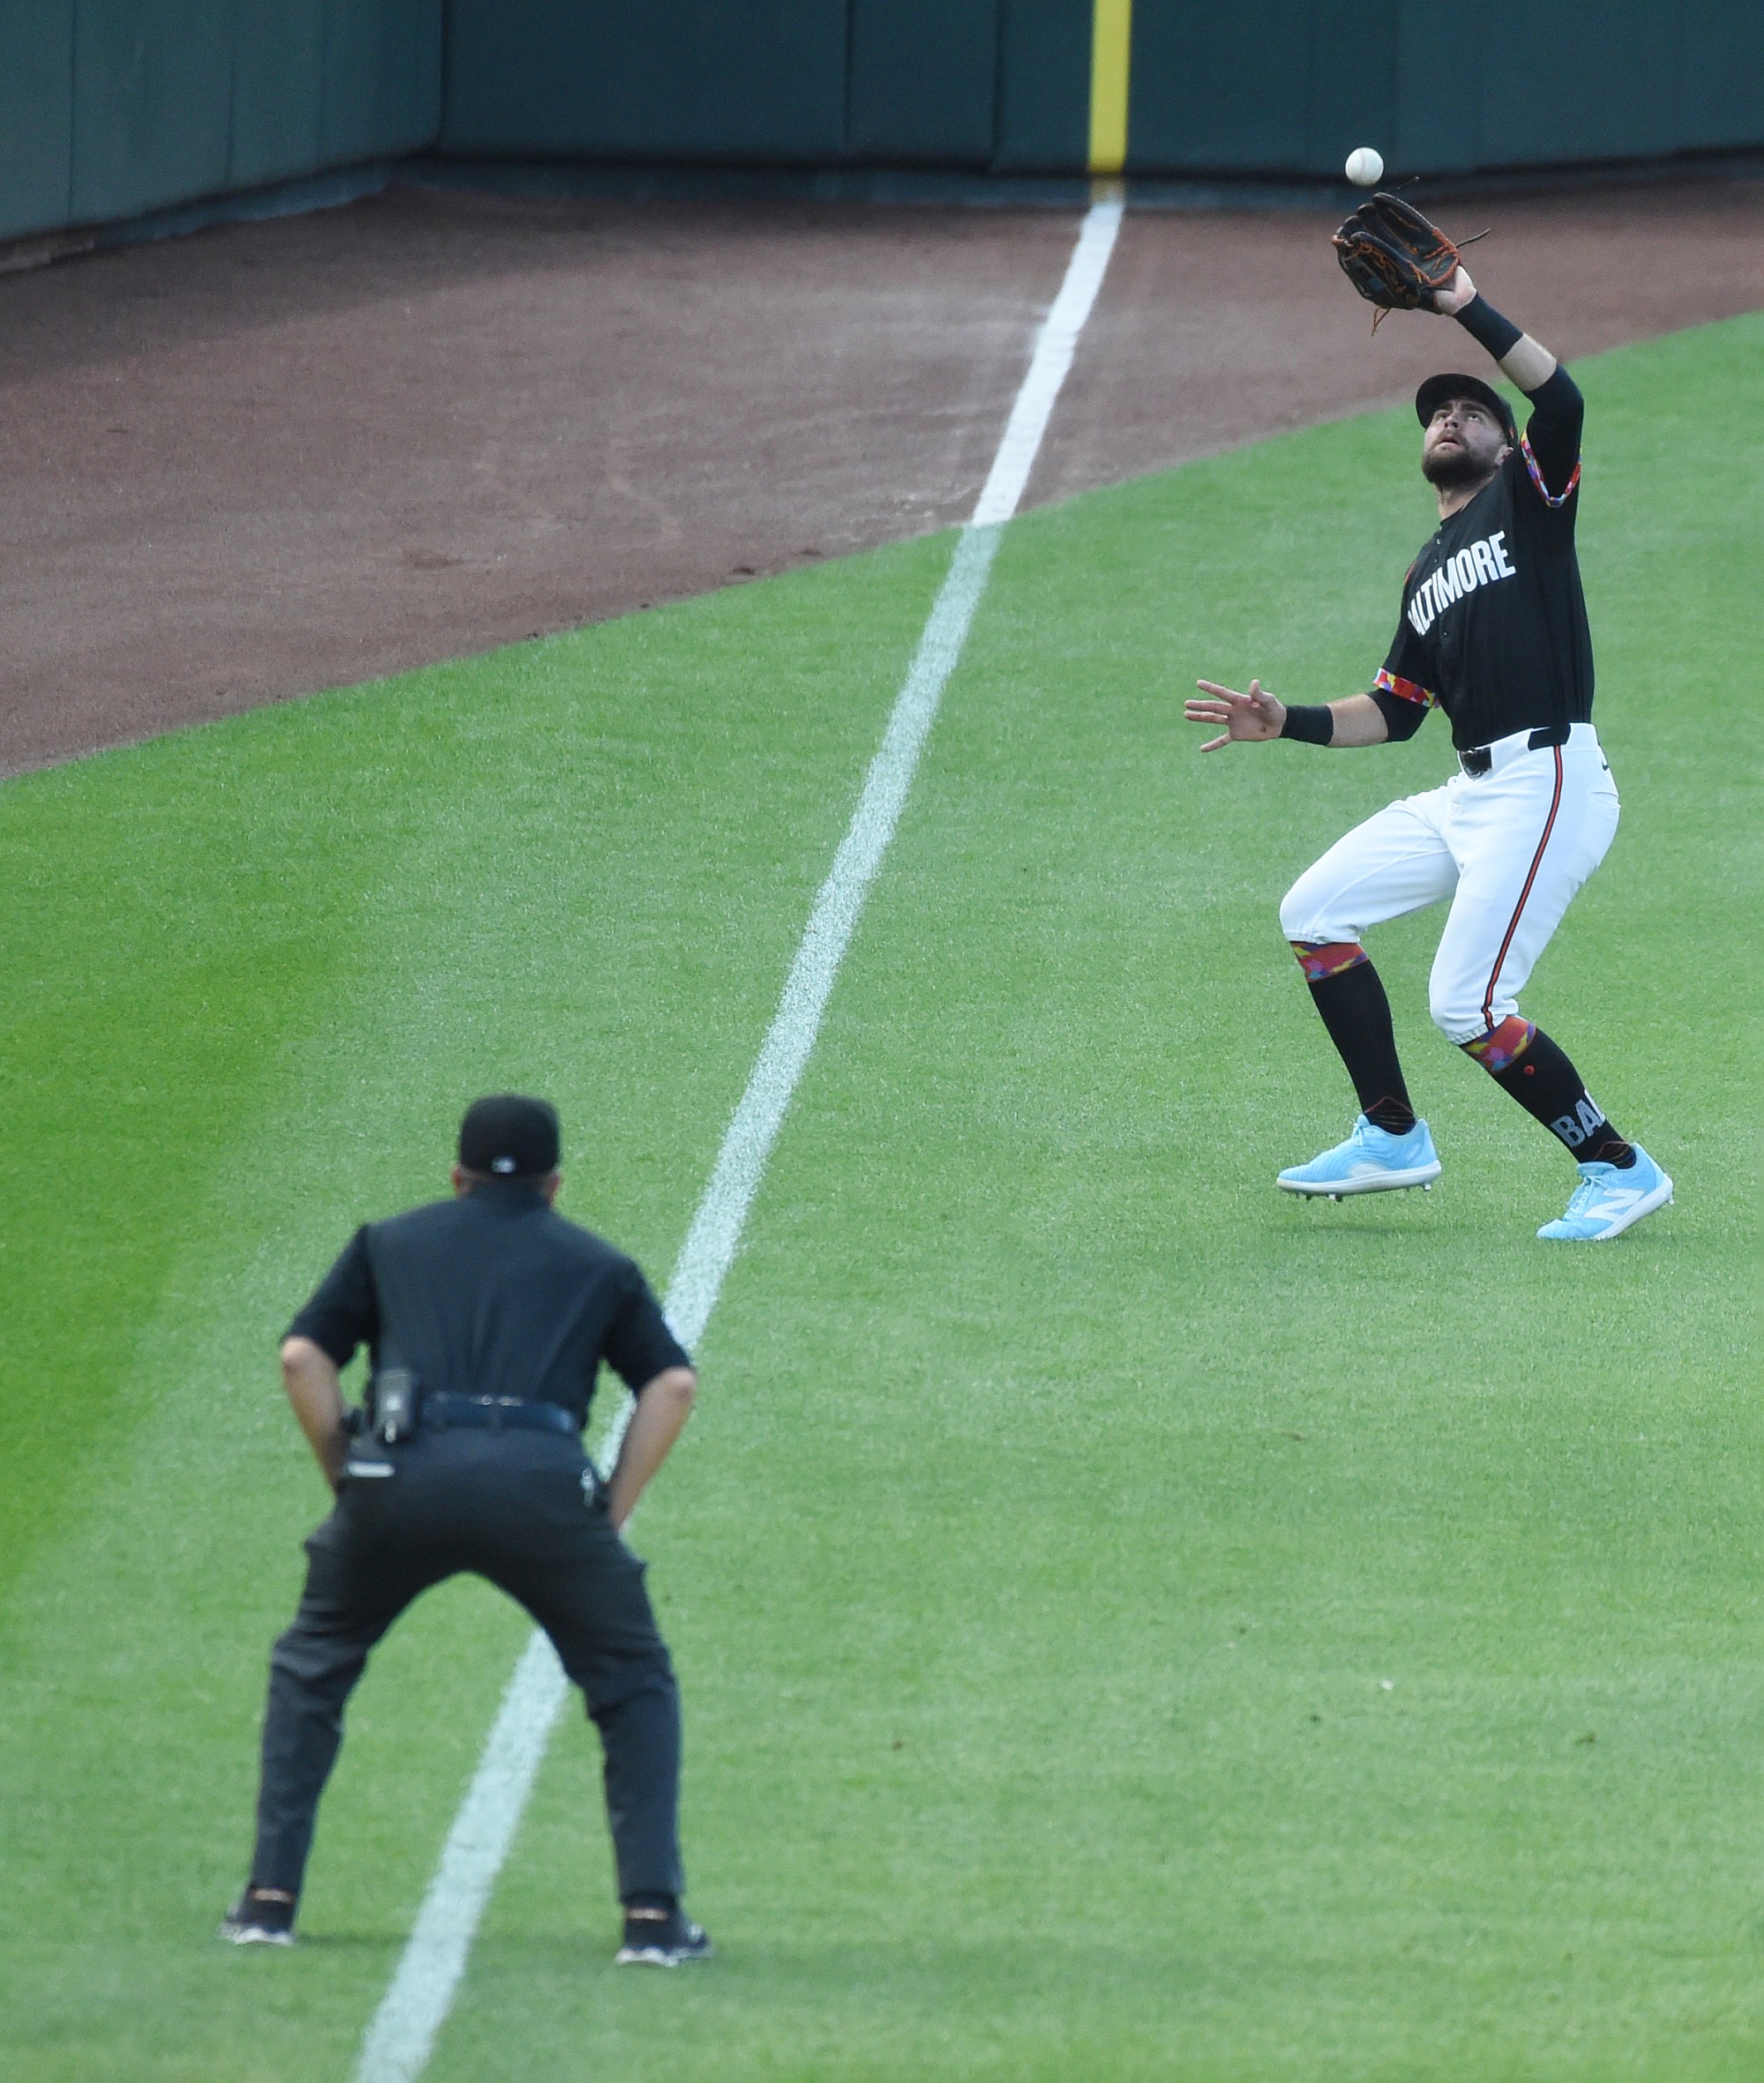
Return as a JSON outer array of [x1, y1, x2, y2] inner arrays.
[[1422, 442, 1495, 489]]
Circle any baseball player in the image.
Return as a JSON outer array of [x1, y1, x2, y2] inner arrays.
[[1185, 244, 1671, 1241]]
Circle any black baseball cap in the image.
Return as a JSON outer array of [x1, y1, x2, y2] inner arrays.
[[458, 1094, 561, 1179], [1416, 372, 1517, 442]]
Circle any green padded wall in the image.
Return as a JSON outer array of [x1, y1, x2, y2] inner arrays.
[[1391, 0, 1476, 174], [1484, 0, 1683, 168], [0, 0, 1756, 250], [1680, 0, 1764, 148], [440, 0, 1755, 181], [322, 0, 444, 165], [994, 0, 1092, 171], [1131, 0, 1301, 172], [848, 0, 999, 167], [71, 0, 236, 224], [0, 7, 76, 241], [1304, 0, 1401, 179], [225, 0, 441, 193], [228, 0, 328, 191], [0, 0, 440, 244], [440, 0, 848, 161], [1130, 0, 1764, 178]]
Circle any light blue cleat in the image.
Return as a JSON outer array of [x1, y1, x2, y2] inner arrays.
[[1277, 1115, 1442, 1198], [1537, 1146, 1673, 1241]]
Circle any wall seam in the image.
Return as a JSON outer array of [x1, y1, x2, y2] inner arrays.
[[224, 0, 242, 187], [318, 0, 333, 166], [64, 0, 80, 218]]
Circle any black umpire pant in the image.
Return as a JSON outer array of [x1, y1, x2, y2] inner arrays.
[[250, 1427, 683, 1903]]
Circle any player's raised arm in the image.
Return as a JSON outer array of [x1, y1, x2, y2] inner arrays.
[[1186, 680, 1389, 751], [1436, 265, 1583, 501], [1433, 265, 1555, 389]]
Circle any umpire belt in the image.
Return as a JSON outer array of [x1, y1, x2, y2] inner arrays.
[[422, 1392, 579, 1437], [1458, 720, 1572, 778]]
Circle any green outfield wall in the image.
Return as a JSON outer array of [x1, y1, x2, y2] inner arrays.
[[437, 0, 1764, 175], [1, 0, 1758, 245], [1125, 0, 1764, 178], [0, 0, 442, 243]]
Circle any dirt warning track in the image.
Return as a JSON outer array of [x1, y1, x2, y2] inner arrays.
[[1, 175, 1757, 775]]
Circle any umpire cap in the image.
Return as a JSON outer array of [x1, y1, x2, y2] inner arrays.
[[459, 1094, 561, 1178], [1416, 372, 1517, 442]]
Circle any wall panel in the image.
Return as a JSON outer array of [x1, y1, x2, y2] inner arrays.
[[1304, 0, 1400, 181], [1489, 0, 1681, 166], [228, 0, 326, 190], [848, 0, 998, 166], [324, 0, 444, 164], [994, 0, 1090, 170], [71, 0, 235, 224], [0, 0, 1756, 250], [1679, 0, 1764, 149], [0, 4, 75, 240], [1128, 0, 1314, 172], [441, 0, 847, 161], [1394, 0, 1482, 173]]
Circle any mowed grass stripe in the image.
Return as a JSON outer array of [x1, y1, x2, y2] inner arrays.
[[2, 317, 1758, 2081], [0, 532, 954, 2079], [441, 318, 1759, 2081]]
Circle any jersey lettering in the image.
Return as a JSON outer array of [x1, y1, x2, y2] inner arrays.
[[1378, 403, 1593, 751], [1406, 529, 1515, 637]]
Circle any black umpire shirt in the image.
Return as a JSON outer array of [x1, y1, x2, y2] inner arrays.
[[287, 1181, 690, 1425], [1372, 367, 1592, 754]]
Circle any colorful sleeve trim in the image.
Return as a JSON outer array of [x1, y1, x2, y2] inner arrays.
[[1374, 667, 1436, 709], [1520, 432, 1581, 509]]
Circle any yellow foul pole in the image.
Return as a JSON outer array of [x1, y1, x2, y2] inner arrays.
[[1088, 0, 1132, 177]]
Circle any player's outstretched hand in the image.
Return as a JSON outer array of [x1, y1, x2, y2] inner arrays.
[[1185, 678, 1285, 751]]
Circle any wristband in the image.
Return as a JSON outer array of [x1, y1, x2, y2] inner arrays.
[[1279, 704, 1334, 746], [1454, 293, 1522, 361]]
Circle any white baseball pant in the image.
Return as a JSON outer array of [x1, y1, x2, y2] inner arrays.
[[1279, 722, 1619, 1045]]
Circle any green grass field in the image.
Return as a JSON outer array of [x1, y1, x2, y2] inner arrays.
[[2, 314, 1758, 2082]]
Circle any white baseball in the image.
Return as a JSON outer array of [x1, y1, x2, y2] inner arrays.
[[1345, 146, 1384, 187]]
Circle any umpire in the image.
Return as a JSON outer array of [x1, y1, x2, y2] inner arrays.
[[221, 1094, 710, 1966]]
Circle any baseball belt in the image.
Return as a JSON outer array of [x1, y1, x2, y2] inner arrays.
[[422, 1392, 579, 1436], [1459, 720, 1571, 778]]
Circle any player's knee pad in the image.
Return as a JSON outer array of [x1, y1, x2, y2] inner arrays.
[[1459, 1015, 1536, 1073]]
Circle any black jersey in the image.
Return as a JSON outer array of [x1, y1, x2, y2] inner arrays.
[[1371, 369, 1591, 753], [287, 1179, 689, 1425]]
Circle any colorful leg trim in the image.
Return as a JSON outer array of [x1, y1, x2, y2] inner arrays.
[[1462, 1015, 1536, 1073], [1291, 940, 1369, 983]]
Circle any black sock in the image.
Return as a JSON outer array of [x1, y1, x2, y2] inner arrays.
[[1468, 1019, 1634, 1167], [1294, 944, 1416, 1135]]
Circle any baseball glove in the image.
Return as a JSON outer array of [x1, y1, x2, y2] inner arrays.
[[1332, 192, 1476, 328]]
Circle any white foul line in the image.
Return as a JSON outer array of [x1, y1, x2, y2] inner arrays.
[[353, 192, 1123, 2083]]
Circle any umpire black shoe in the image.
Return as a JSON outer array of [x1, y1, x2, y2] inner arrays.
[[615, 1904, 713, 1967], [219, 1887, 296, 1947]]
